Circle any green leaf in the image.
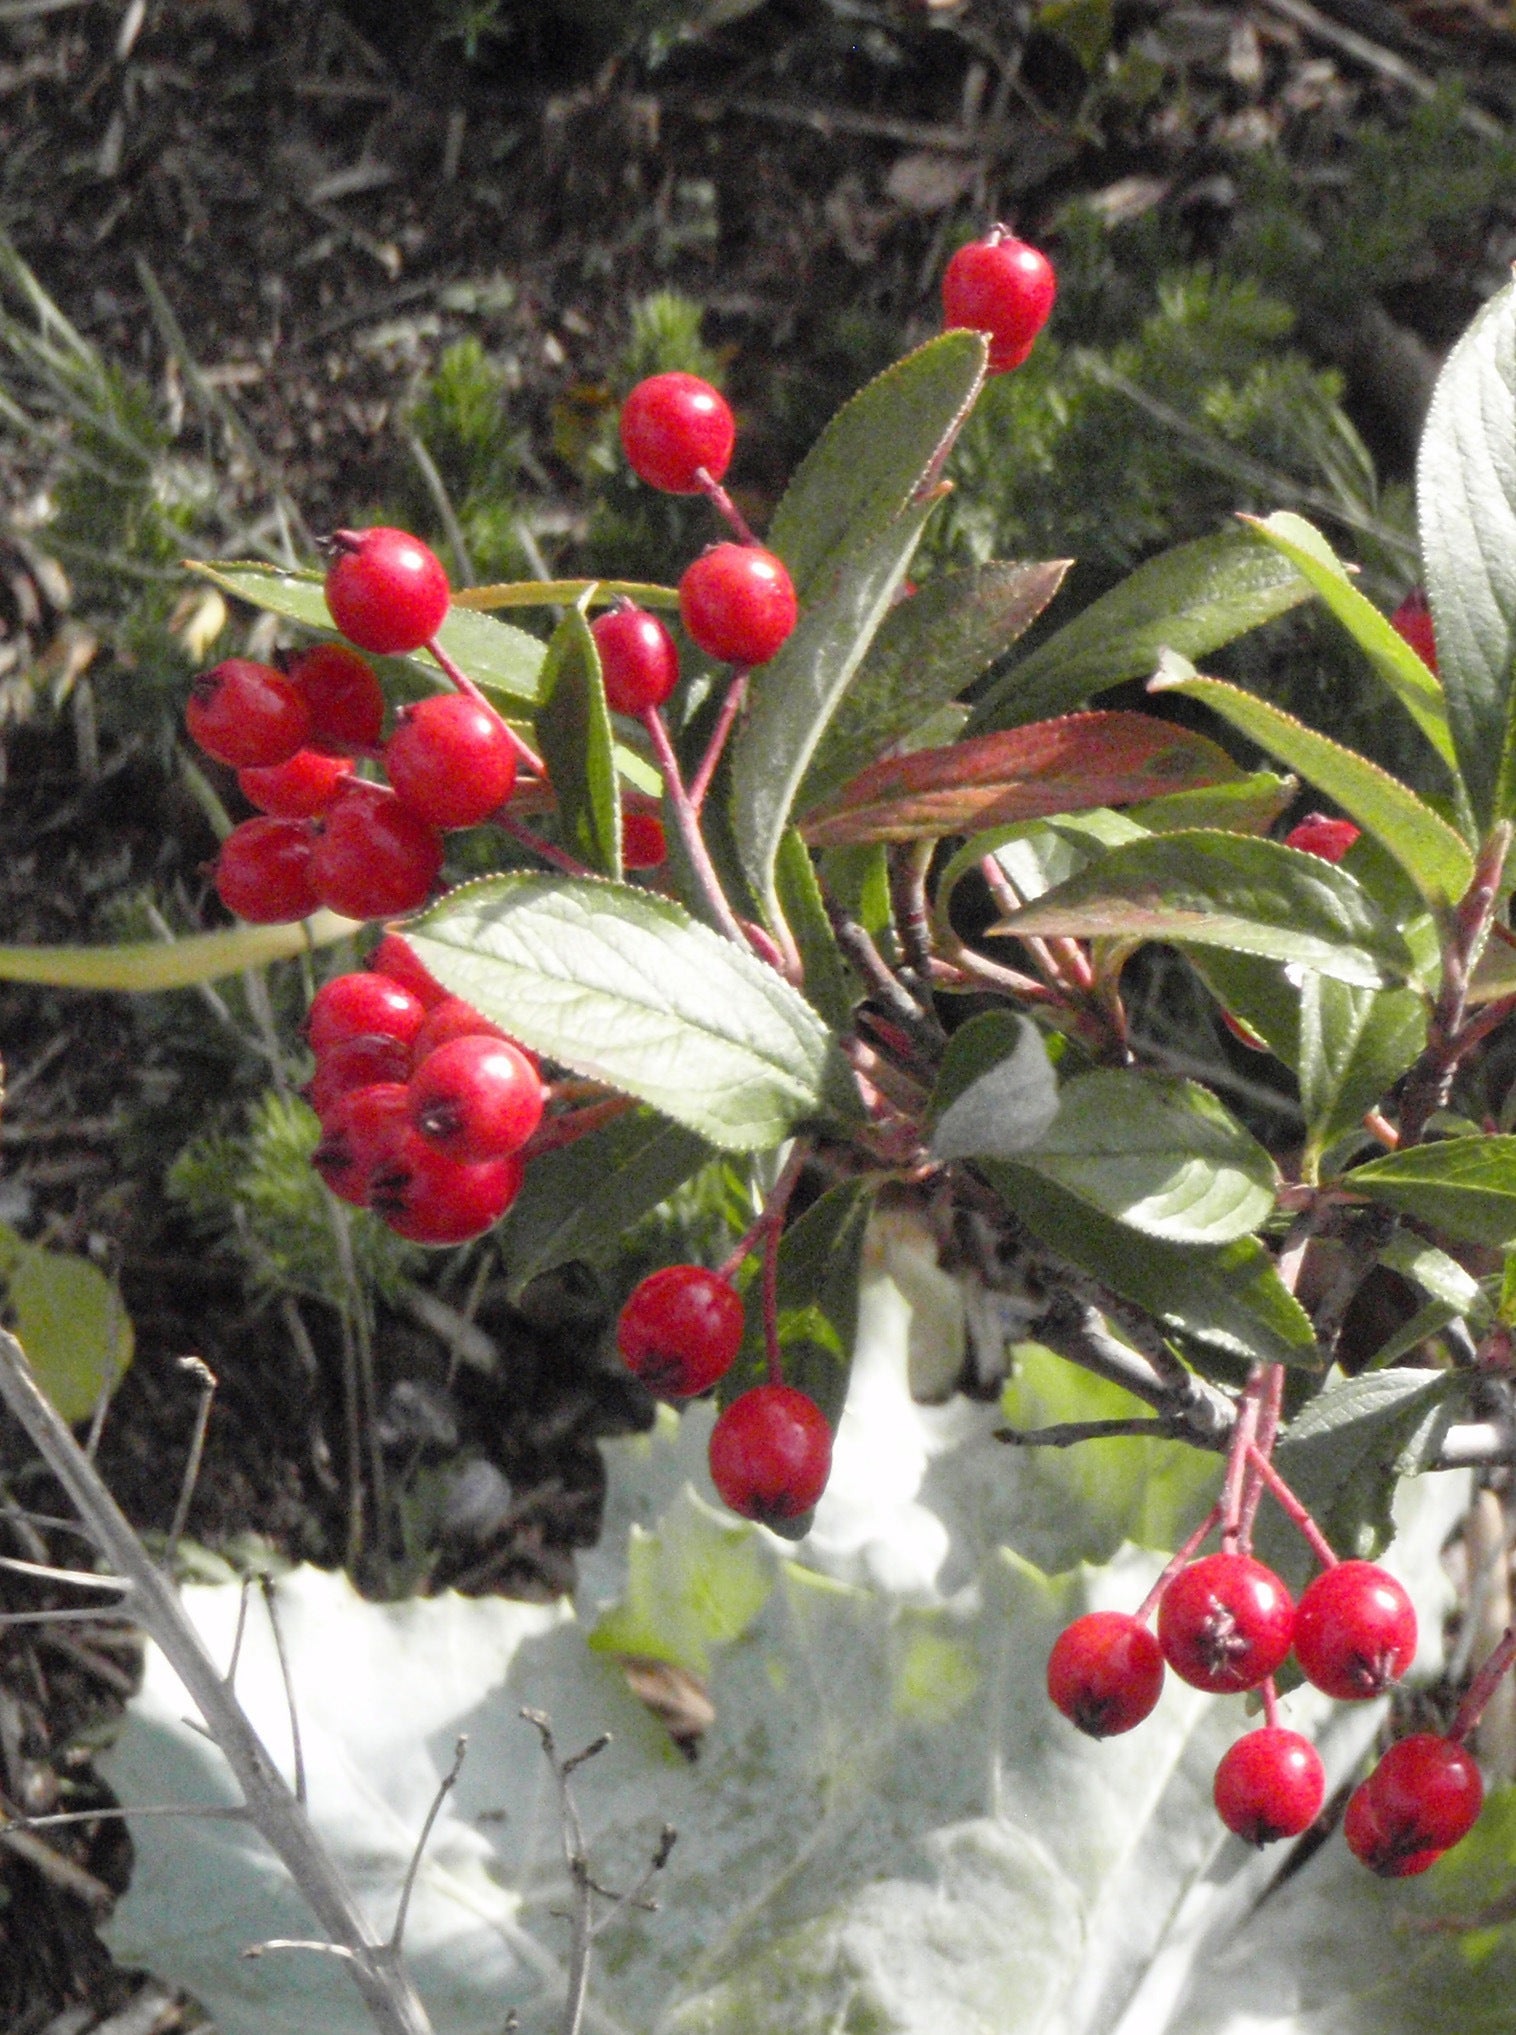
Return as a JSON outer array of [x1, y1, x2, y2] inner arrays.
[[0, 1227, 133, 1420], [0, 911, 355, 992], [930, 1013, 1060, 1162], [773, 828, 857, 1034], [1348, 1135, 1516, 1245], [1152, 656, 1473, 907], [1298, 974, 1428, 1152], [454, 576, 680, 613], [1267, 1369, 1462, 1564], [1240, 511, 1459, 778], [801, 710, 1243, 849], [188, 560, 547, 705], [532, 601, 620, 878], [996, 830, 1422, 989], [1417, 275, 1516, 826], [492, 1109, 712, 1298], [408, 875, 859, 1153], [1379, 1233, 1490, 1326], [797, 559, 1070, 812], [1127, 770, 1297, 837], [965, 527, 1313, 736], [1015, 1069, 1279, 1244], [588, 1487, 773, 1677], [980, 1164, 1319, 1367]]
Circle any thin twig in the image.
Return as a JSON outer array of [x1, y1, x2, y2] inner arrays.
[[165, 1356, 217, 1570], [390, 1738, 468, 1955], [260, 1577, 308, 1807]]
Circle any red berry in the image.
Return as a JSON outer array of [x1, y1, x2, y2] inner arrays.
[[941, 228, 1057, 374], [287, 643, 386, 754], [708, 1384, 831, 1523], [309, 783, 444, 921], [408, 1035, 544, 1162], [369, 932, 448, 1008], [187, 659, 311, 769], [679, 544, 798, 667], [1343, 1782, 1443, 1877], [213, 818, 318, 923], [1367, 1734, 1483, 1855], [1284, 814, 1361, 863], [307, 971, 428, 1057], [617, 1265, 745, 1399], [410, 996, 511, 1066], [1390, 591, 1438, 674], [311, 1082, 411, 1206], [238, 748, 354, 819], [619, 372, 735, 495], [324, 527, 450, 656], [622, 809, 667, 870], [306, 1033, 414, 1121], [384, 694, 518, 830], [1157, 1553, 1295, 1694], [1046, 1611, 1164, 1739], [369, 1135, 524, 1245], [1213, 1728, 1325, 1845], [1294, 1561, 1417, 1702], [591, 606, 680, 715]]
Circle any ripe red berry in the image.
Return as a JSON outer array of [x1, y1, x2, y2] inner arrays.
[[708, 1384, 831, 1523], [591, 606, 680, 714], [410, 996, 511, 1065], [1390, 591, 1438, 674], [311, 1082, 411, 1206], [369, 1136, 524, 1246], [324, 527, 450, 655], [213, 818, 318, 923], [1046, 1611, 1164, 1739], [622, 810, 667, 870], [287, 643, 386, 754], [187, 659, 312, 769], [1293, 1561, 1417, 1701], [309, 783, 444, 921], [369, 932, 448, 1009], [617, 1265, 745, 1399], [408, 1035, 543, 1163], [307, 971, 428, 1057], [238, 748, 354, 819], [305, 1033, 414, 1121], [940, 228, 1057, 374], [1213, 1728, 1325, 1845], [383, 694, 518, 830], [1284, 814, 1361, 864], [1157, 1553, 1295, 1695], [1343, 1781, 1444, 1878], [679, 544, 798, 667], [1366, 1734, 1483, 1855], [619, 372, 735, 494]]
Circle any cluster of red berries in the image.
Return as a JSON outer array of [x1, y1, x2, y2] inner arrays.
[[614, 1264, 832, 1525], [306, 933, 541, 1247]]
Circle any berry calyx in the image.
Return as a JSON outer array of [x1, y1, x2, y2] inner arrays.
[[187, 660, 311, 769], [286, 643, 386, 754], [619, 372, 736, 495], [384, 694, 518, 830], [1046, 1611, 1164, 1739], [617, 1265, 745, 1399], [679, 544, 798, 667], [708, 1384, 831, 1523], [1157, 1553, 1295, 1694], [369, 1137, 524, 1246], [408, 1035, 544, 1163], [1343, 1782, 1444, 1878], [324, 527, 450, 655], [369, 932, 448, 1009], [238, 748, 354, 819], [621, 809, 667, 870], [591, 606, 680, 714], [1293, 1560, 1417, 1701], [1365, 1734, 1483, 1855], [309, 783, 444, 921], [1390, 590, 1438, 674], [940, 227, 1057, 374], [213, 818, 318, 924], [306, 971, 428, 1057], [1213, 1728, 1325, 1845], [1284, 814, 1361, 863]]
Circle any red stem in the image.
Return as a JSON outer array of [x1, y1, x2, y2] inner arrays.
[[1261, 1678, 1279, 1732], [687, 671, 750, 813], [638, 704, 752, 951], [426, 635, 546, 778], [695, 467, 760, 547], [496, 813, 596, 879], [1136, 1504, 1223, 1624], [1244, 1445, 1339, 1572], [520, 1095, 633, 1157], [1235, 1364, 1284, 1551], [1220, 1371, 1265, 1554], [1451, 1623, 1516, 1744]]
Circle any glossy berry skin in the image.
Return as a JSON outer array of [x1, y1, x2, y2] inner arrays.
[[591, 606, 680, 714], [287, 643, 386, 754], [324, 527, 450, 655], [709, 1384, 832, 1523], [941, 229, 1057, 373], [1213, 1728, 1325, 1845], [408, 1035, 543, 1163], [309, 783, 444, 921], [238, 748, 354, 819], [369, 932, 448, 1009], [214, 818, 318, 923], [411, 995, 511, 1065], [1343, 1782, 1444, 1877], [1157, 1553, 1295, 1695], [680, 544, 798, 667], [369, 1136, 524, 1246], [620, 372, 735, 494], [305, 1033, 413, 1121], [1368, 1734, 1483, 1854], [384, 694, 518, 830], [1284, 814, 1361, 864], [187, 659, 311, 769], [311, 1082, 410, 1206], [1390, 591, 1438, 674], [617, 1265, 745, 1399], [307, 971, 428, 1057], [1294, 1561, 1417, 1701], [1046, 1612, 1164, 1739], [622, 810, 667, 870]]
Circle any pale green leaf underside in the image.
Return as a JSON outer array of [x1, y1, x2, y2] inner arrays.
[[0, 910, 355, 992]]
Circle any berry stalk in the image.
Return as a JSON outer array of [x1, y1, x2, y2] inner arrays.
[[424, 635, 545, 780], [638, 703, 752, 951]]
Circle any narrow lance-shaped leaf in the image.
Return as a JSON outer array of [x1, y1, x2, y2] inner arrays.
[[1296, 973, 1428, 1155], [453, 577, 680, 613], [930, 1013, 1061, 1162], [1127, 771, 1297, 837], [1150, 653, 1474, 906], [1348, 1135, 1516, 1246], [995, 830, 1423, 990], [1417, 274, 1516, 827], [773, 828, 858, 1034], [0, 911, 355, 992], [532, 599, 620, 879], [964, 527, 1312, 736], [408, 875, 860, 1153], [802, 711, 1243, 848]]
